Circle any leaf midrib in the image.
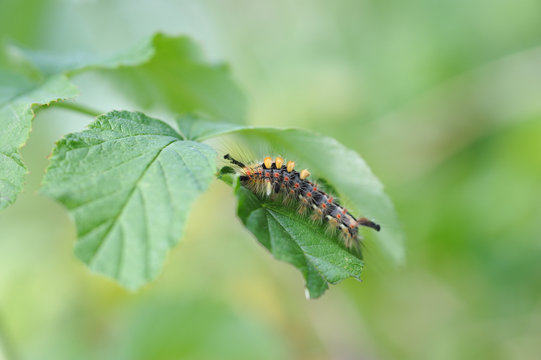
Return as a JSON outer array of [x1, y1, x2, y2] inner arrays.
[[88, 138, 180, 274], [266, 208, 363, 281], [266, 210, 330, 284]]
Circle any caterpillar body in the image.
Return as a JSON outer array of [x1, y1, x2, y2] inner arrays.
[[224, 154, 380, 248]]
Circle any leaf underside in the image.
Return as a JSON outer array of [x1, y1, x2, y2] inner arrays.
[[42, 111, 216, 290]]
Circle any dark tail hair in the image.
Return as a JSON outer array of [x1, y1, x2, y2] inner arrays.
[[224, 154, 246, 168], [357, 217, 381, 232]]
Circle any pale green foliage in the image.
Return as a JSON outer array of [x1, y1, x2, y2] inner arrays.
[[11, 33, 246, 122], [42, 111, 216, 289], [97, 34, 246, 122], [0, 73, 78, 209]]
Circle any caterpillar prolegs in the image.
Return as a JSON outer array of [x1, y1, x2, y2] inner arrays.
[[224, 154, 380, 248]]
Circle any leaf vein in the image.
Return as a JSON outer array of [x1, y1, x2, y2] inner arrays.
[[89, 139, 179, 267], [157, 159, 175, 245], [266, 211, 329, 284], [138, 186, 151, 280], [170, 147, 204, 192]]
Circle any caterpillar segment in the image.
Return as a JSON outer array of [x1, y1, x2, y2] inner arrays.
[[224, 154, 380, 248]]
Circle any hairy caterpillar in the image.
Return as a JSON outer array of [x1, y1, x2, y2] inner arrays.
[[224, 154, 380, 248]]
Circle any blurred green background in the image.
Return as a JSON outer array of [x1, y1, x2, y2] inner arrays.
[[1, 0, 541, 359]]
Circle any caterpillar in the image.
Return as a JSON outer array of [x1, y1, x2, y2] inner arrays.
[[224, 154, 380, 248]]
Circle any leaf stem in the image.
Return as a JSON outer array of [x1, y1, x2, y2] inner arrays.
[[38, 101, 102, 118]]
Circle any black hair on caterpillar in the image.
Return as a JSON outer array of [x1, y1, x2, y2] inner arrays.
[[224, 153, 380, 248]]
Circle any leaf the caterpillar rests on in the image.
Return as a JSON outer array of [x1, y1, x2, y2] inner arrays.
[[222, 153, 381, 298]]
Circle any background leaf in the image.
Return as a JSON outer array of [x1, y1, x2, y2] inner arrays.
[[99, 34, 246, 122], [10, 33, 247, 122], [4, 35, 155, 76], [0, 72, 78, 209], [176, 113, 248, 141], [41, 110, 216, 289]]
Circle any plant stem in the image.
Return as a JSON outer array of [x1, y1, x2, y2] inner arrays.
[[50, 101, 102, 117]]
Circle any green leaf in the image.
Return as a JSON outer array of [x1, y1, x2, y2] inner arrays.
[[176, 113, 247, 141], [41, 110, 216, 290], [11, 33, 246, 122], [0, 72, 78, 209], [211, 125, 404, 297], [237, 186, 364, 299], [99, 34, 246, 122], [4, 35, 155, 76]]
